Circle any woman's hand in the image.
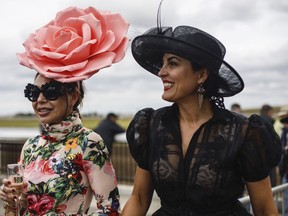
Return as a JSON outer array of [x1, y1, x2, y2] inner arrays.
[[0, 178, 28, 211]]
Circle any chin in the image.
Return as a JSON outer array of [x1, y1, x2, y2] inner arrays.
[[37, 115, 52, 125], [162, 95, 174, 103], [38, 118, 50, 125]]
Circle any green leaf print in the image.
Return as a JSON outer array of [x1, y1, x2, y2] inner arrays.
[[28, 180, 55, 197], [53, 177, 85, 206]]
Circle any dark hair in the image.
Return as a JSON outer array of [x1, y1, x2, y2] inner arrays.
[[71, 80, 85, 112], [107, 113, 119, 119], [260, 104, 273, 116], [231, 103, 241, 110], [190, 61, 225, 109]]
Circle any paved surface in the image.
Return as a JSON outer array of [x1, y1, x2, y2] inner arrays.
[[0, 184, 161, 215]]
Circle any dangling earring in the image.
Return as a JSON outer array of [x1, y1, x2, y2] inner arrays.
[[198, 83, 205, 110]]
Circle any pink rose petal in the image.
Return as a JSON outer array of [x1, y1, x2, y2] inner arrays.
[[16, 6, 129, 82]]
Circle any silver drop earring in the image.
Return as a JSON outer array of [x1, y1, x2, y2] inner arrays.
[[198, 83, 205, 110]]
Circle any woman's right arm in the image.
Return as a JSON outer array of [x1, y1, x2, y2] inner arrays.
[[121, 166, 154, 216]]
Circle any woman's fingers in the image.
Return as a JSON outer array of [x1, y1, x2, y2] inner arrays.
[[2, 178, 12, 186], [1, 179, 28, 207], [0, 184, 18, 205], [2, 185, 16, 194], [0, 190, 16, 207]]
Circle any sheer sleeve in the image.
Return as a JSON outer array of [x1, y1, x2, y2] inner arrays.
[[238, 114, 282, 182], [126, 108, 154, 170]]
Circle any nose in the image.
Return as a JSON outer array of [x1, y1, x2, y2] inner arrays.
[[37, 92, 47, 102], [157, 66, 167, 77]]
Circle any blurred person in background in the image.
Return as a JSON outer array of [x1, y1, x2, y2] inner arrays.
[[260, 104, 275, 126], [0, 6, 129, 215], [230, 103, 242, 114], [278, 106, 288, 215], [274, 106, 287, 137], [94, 113, 125, 155], [260, 104, 278, 187]]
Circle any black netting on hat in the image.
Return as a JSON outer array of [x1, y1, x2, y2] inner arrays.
[[214, 64, 244, 97], [131, 25, 244, 97]]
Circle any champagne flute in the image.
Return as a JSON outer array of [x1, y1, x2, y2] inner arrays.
[[7, 163, 24, 215]]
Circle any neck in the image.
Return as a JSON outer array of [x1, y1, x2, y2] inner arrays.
[[178, 99, 213, 125]]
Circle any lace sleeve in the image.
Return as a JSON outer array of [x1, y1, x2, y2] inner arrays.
[[126, 108, 154, 170]]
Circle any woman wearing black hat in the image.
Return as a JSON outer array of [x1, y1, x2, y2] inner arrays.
[[121, 24, 281, 216]]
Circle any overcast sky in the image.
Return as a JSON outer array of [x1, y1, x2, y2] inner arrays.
[[0, 0, 287, 116]]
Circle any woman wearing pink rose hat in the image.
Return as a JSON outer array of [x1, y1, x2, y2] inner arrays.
[[0, 6, 129, 216]]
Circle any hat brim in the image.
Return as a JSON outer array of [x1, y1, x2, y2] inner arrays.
[[279, 113, 288, 119], [132, 34, 244, 97]]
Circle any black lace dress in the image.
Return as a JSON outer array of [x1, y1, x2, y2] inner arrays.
[[127, 103, 282, 216]]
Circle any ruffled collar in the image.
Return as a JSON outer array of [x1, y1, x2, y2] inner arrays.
[[41, 112, 83, 142]]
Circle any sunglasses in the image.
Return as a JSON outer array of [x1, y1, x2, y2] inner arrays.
[[24, 81, 66, 102]]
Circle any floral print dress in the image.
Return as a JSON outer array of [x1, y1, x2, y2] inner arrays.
[[19, 112, 120, 215]]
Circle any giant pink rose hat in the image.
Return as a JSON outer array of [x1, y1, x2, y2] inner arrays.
[[17, 6, 129, 82]]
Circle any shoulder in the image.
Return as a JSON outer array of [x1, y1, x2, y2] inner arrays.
[[129, 106, 171, 128], [213, 107, 248, 126], [238, 114, 282, 181], [23, 135, 41, 147]]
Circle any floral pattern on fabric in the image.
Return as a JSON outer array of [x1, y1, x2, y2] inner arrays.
[[19, 112, 120, 215]]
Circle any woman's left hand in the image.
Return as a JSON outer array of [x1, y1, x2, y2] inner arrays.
[[0, 178, 28, 210]]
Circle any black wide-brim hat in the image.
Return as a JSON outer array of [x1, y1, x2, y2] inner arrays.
[[131, 26, 244, 97]]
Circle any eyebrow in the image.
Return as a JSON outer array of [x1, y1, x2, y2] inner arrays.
[[166, 55, 183, 62]]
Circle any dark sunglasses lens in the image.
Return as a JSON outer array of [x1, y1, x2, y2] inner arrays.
[[24, 84, 40, 102], [43, 86, 61, 100]]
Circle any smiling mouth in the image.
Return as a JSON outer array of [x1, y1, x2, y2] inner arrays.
[[37, 108, 52, 116], [163, 82, 174, 90]]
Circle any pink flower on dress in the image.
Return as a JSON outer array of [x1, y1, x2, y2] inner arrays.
[[27, 194, 55, 215], [27, 194, 40, 207], [39, 159, 54, 175], [17, 6, 129, 82], [55, 203, 67, 214], [25, 159, 56, 183], [61, 122, 71, 127], [104, 161, 117, 186], [25, 160, 36, 174], [104, 161, 115, 176]]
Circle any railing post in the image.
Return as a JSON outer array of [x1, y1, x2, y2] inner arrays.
[[283, 186, 288, 215], [239, 183, 288, 215], [0, 138, 25, 175], [111, 142, 137, 185]]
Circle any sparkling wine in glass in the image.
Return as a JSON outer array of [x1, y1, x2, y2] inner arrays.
[[7, 163, 24, 215]]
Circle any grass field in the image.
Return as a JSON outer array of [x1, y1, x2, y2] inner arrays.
[[0, 106, 283, 129], [0, 116, 132, 129]]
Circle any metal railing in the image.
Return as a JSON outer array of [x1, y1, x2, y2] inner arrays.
[[239, 183, 288, 215], [1, 138, 288, 215], [0, 138, 136, 185]]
